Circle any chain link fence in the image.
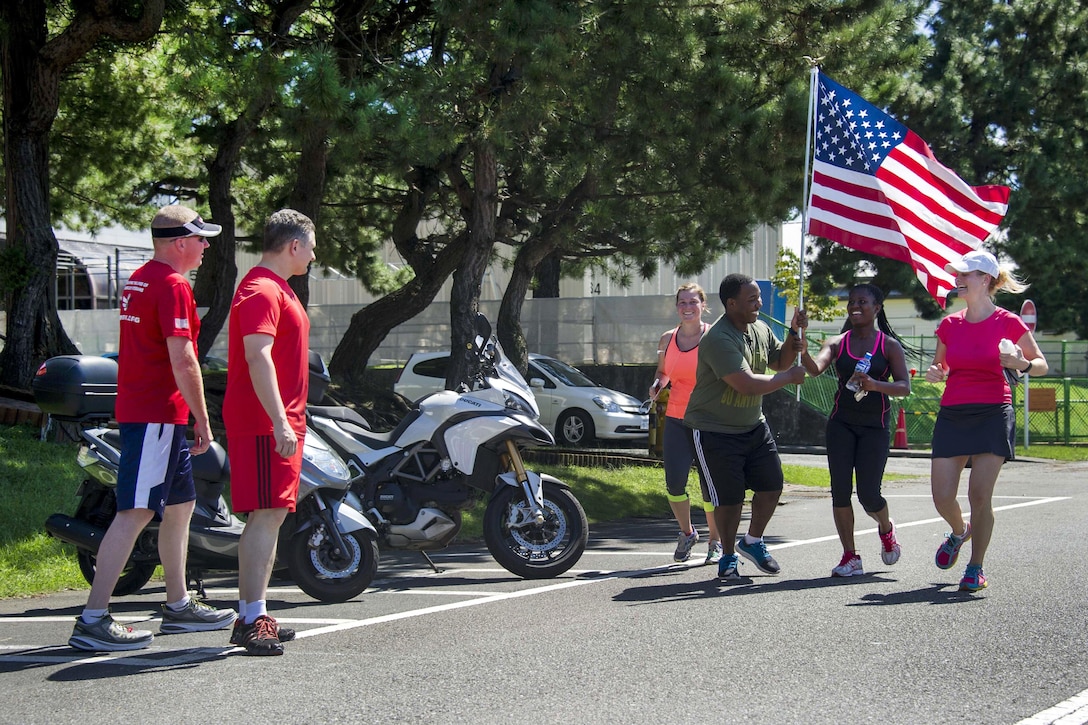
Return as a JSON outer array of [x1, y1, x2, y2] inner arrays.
[[789, 332, 1088, 446]]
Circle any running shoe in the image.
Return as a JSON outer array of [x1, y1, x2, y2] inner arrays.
[[959, 564, 988, 592], [705, 541, 724, 566], [238, 615, 284, 656], [673, 528, 699, 562], [230, 616, 296, 646], [736, 537, 780, 574], [935, 523, 972, 570], [718, 553, 741, 583], [160, 596, 237, 634], [831, 552, 864, 577], [879, 521, 902, 566], [69, 613, 154, 652]]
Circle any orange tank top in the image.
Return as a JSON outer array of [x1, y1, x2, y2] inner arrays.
[[662, 323, 707, 419]]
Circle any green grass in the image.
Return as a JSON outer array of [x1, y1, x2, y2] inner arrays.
[[1020, 444, 1088, 461], [3, 420, 1085, 599], [0, 426, 87, 598]]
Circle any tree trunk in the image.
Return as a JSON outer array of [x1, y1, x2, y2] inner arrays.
[[193, 133, 241, 361], [533, 251, 562, 298], [192, 2, 313, 357], [0, 0, 164, 388], [327, 163, 454, 384], [286, 122, 329, 308], [446, 141, 498, 390], [497, 173, 595, 373], [329, 240, 464, 386], [0, 135, 79, 387], [498, 238, 559, 375]]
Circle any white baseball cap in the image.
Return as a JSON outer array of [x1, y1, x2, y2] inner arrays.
[[945, 250, 1000, 278]]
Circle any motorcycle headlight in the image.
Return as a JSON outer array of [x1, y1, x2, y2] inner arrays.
[[302, 433, 350, 481], [592, 395, 622, 413], [505, 391, 538, 418]]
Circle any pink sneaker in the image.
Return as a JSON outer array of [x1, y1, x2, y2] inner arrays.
[[879, 522, 901, 565], [935, 524, 971, 570], [959, 564, 987, 592], [831, 552, 864, 577]]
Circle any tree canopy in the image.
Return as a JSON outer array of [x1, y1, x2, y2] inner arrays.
[[806, 0, 1088, 336], [10, 0, 1029, 391]]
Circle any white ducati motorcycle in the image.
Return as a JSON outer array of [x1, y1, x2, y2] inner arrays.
[[308, 317, 588, 578]]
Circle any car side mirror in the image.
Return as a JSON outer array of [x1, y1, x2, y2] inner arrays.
[[529, 378, 545, 389]]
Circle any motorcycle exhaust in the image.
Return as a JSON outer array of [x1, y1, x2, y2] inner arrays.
[[44, 513, 106, 553]]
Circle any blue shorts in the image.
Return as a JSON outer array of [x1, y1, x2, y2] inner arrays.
[[116, 423, 195, 516], [692, 421, 784, 507]]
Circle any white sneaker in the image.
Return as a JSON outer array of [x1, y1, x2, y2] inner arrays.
[[879, 522, 902, 566], [831, 552, 864, 577], [673, 528, 699, 562]]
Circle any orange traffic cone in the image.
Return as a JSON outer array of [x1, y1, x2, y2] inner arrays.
[[893, 408, 908, 449]]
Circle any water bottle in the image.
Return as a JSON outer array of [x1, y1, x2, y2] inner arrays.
[[999, 338, 1020, 387], [846, 352, 873, 400]]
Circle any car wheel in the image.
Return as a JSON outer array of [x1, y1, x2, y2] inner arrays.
[[557, 409, 594, 446]]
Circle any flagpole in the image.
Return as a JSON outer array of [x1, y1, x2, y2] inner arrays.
[[797, 60, 820, 400], [799, 61, 820, 316]]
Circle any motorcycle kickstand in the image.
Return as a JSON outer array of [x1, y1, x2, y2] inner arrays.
[[419, 551, 444, 574], [187, 569, 207, 600]]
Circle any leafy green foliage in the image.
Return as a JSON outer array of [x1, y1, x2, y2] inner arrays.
[[807, 1, 1088, 334], [773, 248, 839, 322]]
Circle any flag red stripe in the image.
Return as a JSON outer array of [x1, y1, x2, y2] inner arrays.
[[808, 74, 1010, 308], [897, 133, 1009, 225]]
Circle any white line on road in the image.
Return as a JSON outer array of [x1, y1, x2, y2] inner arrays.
[[1017, 687, 1088, 725], [769, 496, 1070, 551], [0, 493, 1074, 683]]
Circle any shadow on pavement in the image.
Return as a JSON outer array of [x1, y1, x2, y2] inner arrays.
[[847, 582, 987, 606], [614, 572, 901, 605]]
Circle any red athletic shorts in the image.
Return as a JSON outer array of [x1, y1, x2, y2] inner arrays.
[[228, 433, 304, 513]]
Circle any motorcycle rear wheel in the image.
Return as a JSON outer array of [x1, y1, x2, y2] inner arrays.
[[285, 527, 379, 603], [484, 481, 588, 579], [76, 551, 156, 597]]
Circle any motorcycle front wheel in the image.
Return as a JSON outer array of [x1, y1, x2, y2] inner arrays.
[[484, 481, 589, 579], [285, 526, 379, 603]]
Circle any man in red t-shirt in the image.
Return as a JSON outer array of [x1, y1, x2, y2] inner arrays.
[[224, 208, 315, 655], [69, 205, 237, 652]]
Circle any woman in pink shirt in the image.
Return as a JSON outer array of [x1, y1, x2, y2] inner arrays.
[[924, 250, 1047, 592], [650, 283, 722, 564]]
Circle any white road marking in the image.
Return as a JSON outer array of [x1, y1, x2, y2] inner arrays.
[[769, 496, 1070, 551], [0, 493, 1073, 676], [1017, 687, 1088, 725]]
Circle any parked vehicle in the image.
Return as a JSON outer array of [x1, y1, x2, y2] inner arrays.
[[395, 350, 647, 446], [34, 354, 379, 603], [310, 316, 589, 578]]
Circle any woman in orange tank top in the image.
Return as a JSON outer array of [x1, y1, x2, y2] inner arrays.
[[650, 283, 722, 564]]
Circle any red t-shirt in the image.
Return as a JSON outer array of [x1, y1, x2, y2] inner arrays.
[[223, 267, 310, 436], [937, 307, 1029, 406], [115, 260, 199, 424]]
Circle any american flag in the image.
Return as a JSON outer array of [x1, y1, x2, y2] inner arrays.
[[807, 72, 1010, 306]]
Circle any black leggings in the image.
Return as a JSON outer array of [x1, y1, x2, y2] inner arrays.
[[826, 418, 890, 511]]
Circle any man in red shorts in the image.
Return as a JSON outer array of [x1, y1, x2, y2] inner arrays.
[[69, 204, 237, 652], [223, 209, 315, 655]]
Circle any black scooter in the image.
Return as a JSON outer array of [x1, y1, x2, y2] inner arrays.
[[35, 354, 379, 603]]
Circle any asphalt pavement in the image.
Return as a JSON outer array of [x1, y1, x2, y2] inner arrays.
[[1, 452, 1086, 725]]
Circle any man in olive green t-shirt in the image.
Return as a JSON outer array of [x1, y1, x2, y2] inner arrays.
[[684, 273, 806, 582]]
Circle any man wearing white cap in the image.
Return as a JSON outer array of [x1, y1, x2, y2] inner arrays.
[[69, 204, 237, 651]]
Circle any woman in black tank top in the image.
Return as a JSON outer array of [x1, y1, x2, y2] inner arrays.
[[798, 284, 912, 578]]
